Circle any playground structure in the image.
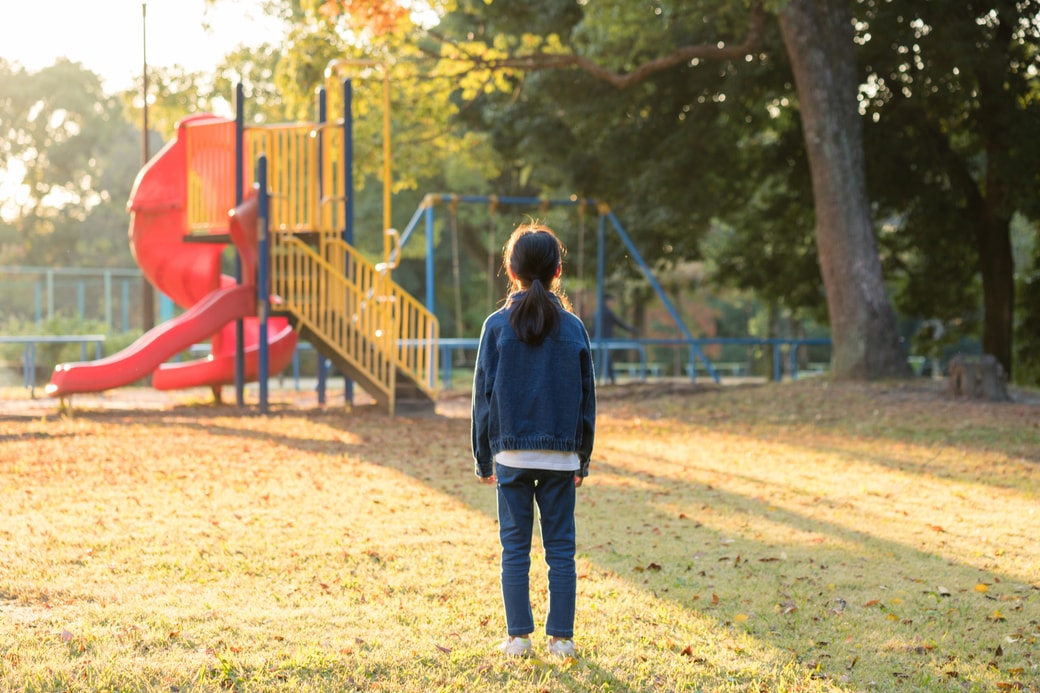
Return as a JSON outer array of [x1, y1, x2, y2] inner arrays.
[[37, 71, 831, 410], [46, 81, 439, 414]]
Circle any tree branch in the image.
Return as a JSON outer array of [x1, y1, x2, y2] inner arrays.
[[426, 3, 768, 90]]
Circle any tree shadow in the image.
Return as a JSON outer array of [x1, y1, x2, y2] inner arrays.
[[9, 397, 1036, 688]]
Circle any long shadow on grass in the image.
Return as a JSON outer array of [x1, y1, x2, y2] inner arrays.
[[613, 382, 1040, 491], [29, 404, 1037, 687], [579, 453, 1037, 685], [328, 415, 1039, 688], [733, 426, 1040, 495]]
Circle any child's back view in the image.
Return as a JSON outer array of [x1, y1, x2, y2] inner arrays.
[[470, 222, 597, 658]]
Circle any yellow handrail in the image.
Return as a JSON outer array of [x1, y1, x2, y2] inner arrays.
[[321, 237, 438, 397]]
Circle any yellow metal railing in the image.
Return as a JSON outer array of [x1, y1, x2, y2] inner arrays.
[[182, 116, 438, 411], [270, 234, 396, 406], [320, 237, 439, 399], [244, 124, 323, 233]]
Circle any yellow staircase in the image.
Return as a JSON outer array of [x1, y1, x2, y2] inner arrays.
[[182, 117, 439, 414]]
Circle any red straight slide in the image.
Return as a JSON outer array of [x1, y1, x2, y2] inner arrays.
[[47, 285, 255, 397]]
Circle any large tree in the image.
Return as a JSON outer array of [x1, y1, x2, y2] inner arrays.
[[775, 0, 909, 376], [427, 0, 910, 378]]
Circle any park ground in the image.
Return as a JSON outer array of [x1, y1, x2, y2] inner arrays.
[[0, 378, 1038, 692]]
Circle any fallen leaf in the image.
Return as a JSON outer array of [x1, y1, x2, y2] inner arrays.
[[712, 593, 720, 605], [975, 583, 990, 593], [435, 644, 452, 654], [734, 613, 749, 623]]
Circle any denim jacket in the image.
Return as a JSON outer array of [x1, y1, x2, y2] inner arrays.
[[471, 294, 596, 479]]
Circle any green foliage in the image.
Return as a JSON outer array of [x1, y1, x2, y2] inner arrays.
[[858, 1, 1040, 364], [440, 0, 824, 315], [437, 0, 1040, 366], [0, 60, 139, 268]]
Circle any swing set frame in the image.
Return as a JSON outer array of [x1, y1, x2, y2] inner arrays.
[[393, 193, 721, 383]]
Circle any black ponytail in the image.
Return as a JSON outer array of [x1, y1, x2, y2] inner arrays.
[[503, 223, 571, 345]]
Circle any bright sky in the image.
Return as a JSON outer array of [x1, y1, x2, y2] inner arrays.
[[0, 0, 283, 92]]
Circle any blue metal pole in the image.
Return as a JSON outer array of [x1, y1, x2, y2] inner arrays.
[[595, 212, 606, 382], [104, 270, 112, 328], [234, 82, 246, 405], [344, 79, 354, 246], [24, 344, 34, 390], [605, 210, 719, 384], [257, 155, 270, 414], [342, 78, 354, 406], [315, 86, 329, 406], [395, 199, 430, 260], [46, 270, 54, 321], [121, 281, 129, 330], [425, 203, 435, 314]]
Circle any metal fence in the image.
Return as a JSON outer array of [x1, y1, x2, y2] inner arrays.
[[0, 266, 149, 332]]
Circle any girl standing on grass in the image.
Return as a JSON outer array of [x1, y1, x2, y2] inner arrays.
[[471, 222, 597, 658]]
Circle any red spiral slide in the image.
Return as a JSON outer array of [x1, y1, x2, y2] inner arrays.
[[47, 114, 297, 397]]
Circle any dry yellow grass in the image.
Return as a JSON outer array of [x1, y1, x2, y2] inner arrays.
[[0, 379, 1037, 692]]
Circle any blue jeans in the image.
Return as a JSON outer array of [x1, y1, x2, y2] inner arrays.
[[495, 463, 577, 638]]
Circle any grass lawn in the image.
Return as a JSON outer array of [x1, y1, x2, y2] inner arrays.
[[0, 379, 1038, 692]]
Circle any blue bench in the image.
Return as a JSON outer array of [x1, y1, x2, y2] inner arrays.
[[0, 335, 106, 398]]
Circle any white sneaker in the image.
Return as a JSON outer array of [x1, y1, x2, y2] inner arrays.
[[498, 636, 532, 657], [547, 638, 576, 658]]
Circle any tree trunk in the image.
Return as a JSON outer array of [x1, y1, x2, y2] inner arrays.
[[977, 212, 1015, 377], [778, 0, 911, 379], [975, 47, 1017, 378]]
